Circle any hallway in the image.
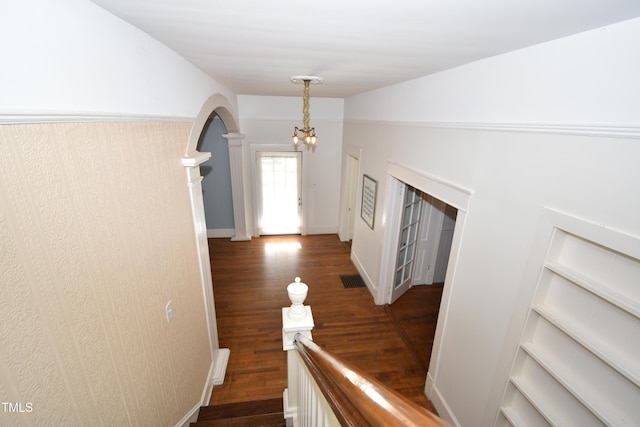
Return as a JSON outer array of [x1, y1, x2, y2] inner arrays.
[[208, 234, 441, 414]]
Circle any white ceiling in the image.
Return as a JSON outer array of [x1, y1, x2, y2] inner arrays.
[[90, 0, 640, 98]]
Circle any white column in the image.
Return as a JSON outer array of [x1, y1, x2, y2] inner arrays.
[[223, 132, 251, 241], [282, 277, 315, 423], [182, 152, 230, 393]]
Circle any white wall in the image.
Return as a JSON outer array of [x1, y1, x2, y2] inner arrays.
[[343, 17, 640, 427], [238, 95, 344, 235], [346, 17, 640, 126], [0, 0, 236, 120]]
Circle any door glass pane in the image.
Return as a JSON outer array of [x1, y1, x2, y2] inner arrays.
[[403, 206, 412, 224], [395, 271, 403, 287], [409, 223, 418, 242], [403, 265, 411, 281], [401, 227, 409, 246], [406, 242, 416, 260], [411, 204, 420, 222], [397, 247, 406, 269]]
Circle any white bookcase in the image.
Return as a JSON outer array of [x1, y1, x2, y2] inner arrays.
[[497, 210, 640, 426]]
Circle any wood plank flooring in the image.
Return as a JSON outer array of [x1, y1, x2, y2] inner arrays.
[[208, 234, 442, 414]]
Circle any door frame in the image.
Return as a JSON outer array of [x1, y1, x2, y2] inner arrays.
[[377, 161, 472, 406], [378, 162, 471, 305]]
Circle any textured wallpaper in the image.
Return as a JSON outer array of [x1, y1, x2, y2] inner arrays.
[[0, 122, 211, 426]]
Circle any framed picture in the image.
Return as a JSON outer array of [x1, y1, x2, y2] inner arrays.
[[361, 174, 377, 230]]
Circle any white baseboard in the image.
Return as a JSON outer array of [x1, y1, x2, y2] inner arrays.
[[283, 388, 296, 420], [176, 402, 201, 427], [350, 250, 379, 302], [176, 348, 230, 427], [304, 226, 339, 235], [230, 235, 251, 241], [207, 228, 235, 238], [425, 372, 461, 427], [211, 348, 230, 386]]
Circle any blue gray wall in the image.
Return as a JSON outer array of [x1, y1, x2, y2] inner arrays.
[[198, 116, 235, 233]]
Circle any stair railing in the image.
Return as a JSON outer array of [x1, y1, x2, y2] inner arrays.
[[282, 277, 449, 427]]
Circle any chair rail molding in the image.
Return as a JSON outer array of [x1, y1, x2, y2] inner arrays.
[[346, 120, 640, 139]]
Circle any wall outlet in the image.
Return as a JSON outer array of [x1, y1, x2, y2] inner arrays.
[[165, 301, 173, 323]]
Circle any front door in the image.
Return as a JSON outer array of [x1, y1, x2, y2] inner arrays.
[[391, 184, 423, 303], [257, 152, 302, 235]]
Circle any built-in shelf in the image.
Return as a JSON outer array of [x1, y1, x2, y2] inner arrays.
[[531, 304, 640, 388], [544, 261, 640, 320], [497, 210, 640, 426], [520, 341, 616, 426], [499, 406, 526, 427], [508, 376, 557, 426]]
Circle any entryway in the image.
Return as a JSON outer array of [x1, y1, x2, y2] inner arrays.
[[391, 182, 458, 303]]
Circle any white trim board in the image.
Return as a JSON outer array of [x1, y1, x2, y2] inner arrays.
[[345, 120, 640, 139], [207, 228, 235, 238], [0, 113, 193, 124]]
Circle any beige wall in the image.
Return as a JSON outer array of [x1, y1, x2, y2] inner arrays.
[[0, 121, 211, 426]]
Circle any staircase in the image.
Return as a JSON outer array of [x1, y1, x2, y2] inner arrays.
[[190, 398, 285, 427]]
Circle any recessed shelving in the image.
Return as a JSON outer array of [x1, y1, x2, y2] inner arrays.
[[496, 211, 640, 427]]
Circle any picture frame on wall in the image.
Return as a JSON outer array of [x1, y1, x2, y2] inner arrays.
[[361, 174, 377, 230]]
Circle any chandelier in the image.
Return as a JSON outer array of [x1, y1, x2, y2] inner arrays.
[[291, 76, 323, 147]]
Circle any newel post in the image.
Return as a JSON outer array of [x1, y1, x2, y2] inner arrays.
[[282, 277, 314, 423]]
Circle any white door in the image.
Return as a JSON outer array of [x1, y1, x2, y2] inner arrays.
[[257, 152, 302, 235], [346, 155, 359, 240], [433, 204, 457, 283], [391, 184, 423, 303], [412, 195, 447, 285]]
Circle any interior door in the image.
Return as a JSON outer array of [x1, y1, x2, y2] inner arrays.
[[433, 204, 457, 283], [391, 184, 423, 303], [257, 152, 302, 235], [346, 155, 359, 240], [412, 195, 447, 285]]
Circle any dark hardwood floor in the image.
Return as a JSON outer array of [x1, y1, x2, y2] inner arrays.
[[208, 234, 442, 414]]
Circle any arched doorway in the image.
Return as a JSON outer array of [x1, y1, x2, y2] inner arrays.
[[182, 94, 244, 401]]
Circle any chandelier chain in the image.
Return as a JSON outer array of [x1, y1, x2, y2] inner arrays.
[[302, 80, 310, 130], [291, 75, 322, 148]]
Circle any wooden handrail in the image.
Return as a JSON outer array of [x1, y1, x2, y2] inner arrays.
[[293, 333, 451, 427]]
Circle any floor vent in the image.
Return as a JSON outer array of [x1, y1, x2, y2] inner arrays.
[[340, 274, 366, 289]]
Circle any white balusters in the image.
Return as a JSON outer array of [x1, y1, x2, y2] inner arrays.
[[283, 277, 340, 426]]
